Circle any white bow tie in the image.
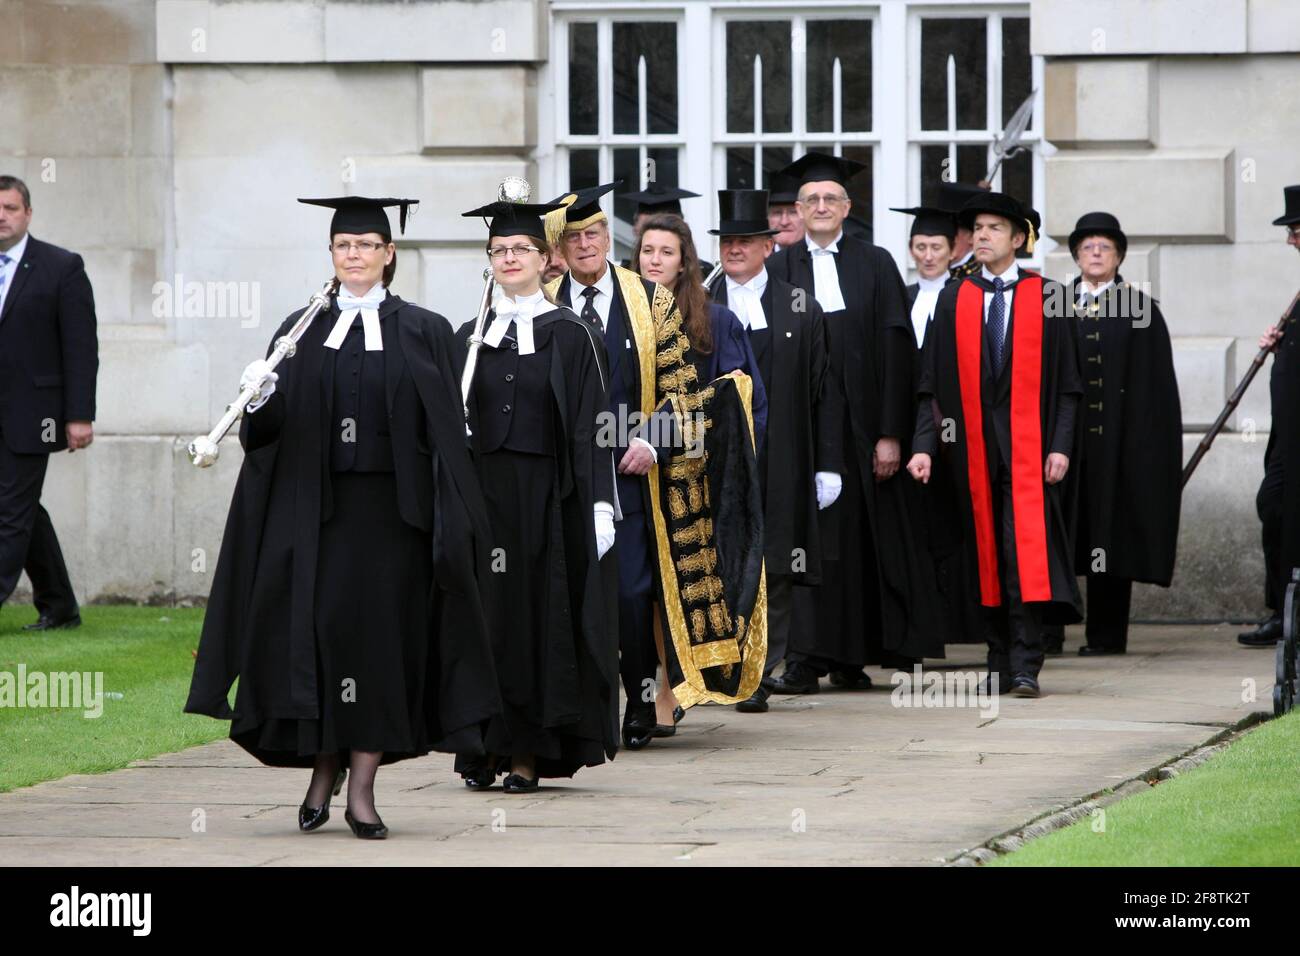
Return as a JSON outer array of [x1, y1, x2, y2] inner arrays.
[[486, 297, 538, 355], [726, 277, 769, 331], [324, 287, 385, 351]]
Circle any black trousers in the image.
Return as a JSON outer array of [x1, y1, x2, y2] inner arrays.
[[1081, 572, 1133, 650], [985, 467, 1044, 683], [614, 509, 657, 719], [1258, 441, 1286, 613], [762, 573, 794, 678], [0, 436, 78, 618]]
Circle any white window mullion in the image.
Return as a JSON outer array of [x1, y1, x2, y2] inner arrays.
[[879, 0, 909, 274], [791, 14, 808, 155], [987, 13, 1004, 189], [597, 17, 613, 199]]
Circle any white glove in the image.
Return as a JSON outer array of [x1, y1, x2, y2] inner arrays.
[[240, 359, 279, 413], [594, 501, 616, 560], [815, 471, 842, 511]]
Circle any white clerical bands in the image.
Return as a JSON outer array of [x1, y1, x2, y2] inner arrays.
[[324, 283, 386, 351]]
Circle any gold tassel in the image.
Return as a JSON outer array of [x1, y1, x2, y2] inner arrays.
[[1024, 219, 1037, 255], [544, 194, 577, 251]]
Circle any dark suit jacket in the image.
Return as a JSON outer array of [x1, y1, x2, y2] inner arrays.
[[0, 235, 99, 453]]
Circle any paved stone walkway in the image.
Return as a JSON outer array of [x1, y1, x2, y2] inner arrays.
[[0, 625, 1274, 865]]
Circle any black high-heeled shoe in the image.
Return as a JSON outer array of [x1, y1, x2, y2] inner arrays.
[[502, 773, 539, 794], [344, 808, 389, 839], [298, 768, 347, 832]]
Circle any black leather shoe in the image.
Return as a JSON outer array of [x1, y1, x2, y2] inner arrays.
[[1009, 675, 1041, 698], [828, 668, 873, 690], [735, 685, 770, 713], [502, 773, 540, 794], [344, 808, 388, 839], [766, 662, 820, 695], [24, 613, 82, 632], [298, 768, 346, 832], [1078, 644, 1125, 657], [622, 703, 656, 750], [1238, 617, 1282, 647], [462, 761, 497, 790]]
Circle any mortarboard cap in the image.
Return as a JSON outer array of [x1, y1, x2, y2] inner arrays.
[[618, 183, 701, 218], [544, 181, 621, 249], [462, 200, 566, 243], [298, 196, 418, 240], [780, 151, 867, 188]]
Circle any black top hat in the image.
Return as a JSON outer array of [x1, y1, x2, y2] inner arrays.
[[958, 191, 1037, 253], [1068, 211, 1127, 260], [766, 171, 800, 206], [709, 190, 779, 237], [1272, 185, 1300, 227], [298, 196, 419, 240], [618, 183, 701, 217]]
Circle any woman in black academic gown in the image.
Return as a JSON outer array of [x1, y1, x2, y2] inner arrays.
[[453, 197, 620, 792], [186, 196, 500, 839], [633, 213, 768, 734]]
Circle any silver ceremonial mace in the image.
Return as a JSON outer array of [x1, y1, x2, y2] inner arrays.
[[187, 277, 339, 467]]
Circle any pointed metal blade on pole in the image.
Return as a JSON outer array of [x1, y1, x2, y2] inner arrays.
[[986, 88, 1037, 182]]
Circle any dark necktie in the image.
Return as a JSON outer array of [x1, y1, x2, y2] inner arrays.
[[988, 277, 1007, 374], [579, 286, 601, 330]]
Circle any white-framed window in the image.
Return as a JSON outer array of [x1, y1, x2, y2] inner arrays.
[[540, 1, 1045, 273]]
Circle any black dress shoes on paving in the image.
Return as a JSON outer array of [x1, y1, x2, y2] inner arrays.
[[828, 668, 873, 690], [622, 703, 656, 750], [1078, 644, 1125, 657], [298, 768, 347, 832], [1238, 616, 1282, 647], [735, 685, 771, 713], [502, 773, 540, 794], [23, 613, 82, 632], [344, 809, 388, 839], [766, 662, 820, 695], [1009, 675, 1041, 698], [462, 760, 497, 790]]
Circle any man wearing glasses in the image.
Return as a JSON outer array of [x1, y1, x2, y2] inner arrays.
[[766, 153, 941, 696], [1241, 185, 1300, 647]]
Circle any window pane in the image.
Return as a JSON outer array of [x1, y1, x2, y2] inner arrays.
[[613, 147, 680, 224], [567, 148, 600, 192], [726, 20, 792, 134], [1001, 149, 1034, 235], [614, 22, 678, 135], [760, 146, 794, 190], [806, 19, 872, 133], [841, 144, 873, 243], [920, 18, 987, 131], [919, 144, 988, 205], [726, 145, 795, 191], [1001, 17, 1033, 129], [568, 22, 598, 135]]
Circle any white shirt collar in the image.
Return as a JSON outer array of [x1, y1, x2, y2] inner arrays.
[[1, 232, 29, 266], [917, 273, 947, 292], [1080, 278, 1116, 298], [725, 267, 769, 331], [573, 262, 615, 300], [806, 231, 843, 255], [981, 262, 1020, 286], [726, 266, 768, 296]]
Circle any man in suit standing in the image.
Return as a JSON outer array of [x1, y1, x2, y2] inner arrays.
[[705, 189, 842, 713], [0, 175, 98, 630]]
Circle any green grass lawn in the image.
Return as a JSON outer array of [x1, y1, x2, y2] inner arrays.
[[992, 710, 1300, 866], [0, 604, 228, 793]]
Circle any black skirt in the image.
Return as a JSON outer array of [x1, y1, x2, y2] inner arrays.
[[460, 448, 606, 778], [232, 471, 436, 767]]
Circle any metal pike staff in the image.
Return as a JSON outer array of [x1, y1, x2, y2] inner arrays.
[[1181, 288, 1300, 488], [986, 89, 1038, 183]]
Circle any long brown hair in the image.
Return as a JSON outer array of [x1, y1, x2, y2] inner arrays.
[[636, 214, 712, 355]]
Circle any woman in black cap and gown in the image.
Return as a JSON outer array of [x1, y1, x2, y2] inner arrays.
[[186, 196, 500, 839], [453, 196, 620, 792]]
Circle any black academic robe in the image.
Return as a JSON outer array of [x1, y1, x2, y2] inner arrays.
[[709, 273, 842, 585], [185, 294, 501, 760], [1070, 277, 1182, 586], [1277, 296, 1300, 584], [914, 270, 1084, 624], [453, 307, 620, 776], [768, 238, 943, 659]]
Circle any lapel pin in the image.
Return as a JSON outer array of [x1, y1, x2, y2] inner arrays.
[[785, 331, 792, 338]]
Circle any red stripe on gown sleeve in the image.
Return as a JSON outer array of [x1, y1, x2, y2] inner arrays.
[[1009, 275, 1052, 602], [956, 280, 1001, 606]]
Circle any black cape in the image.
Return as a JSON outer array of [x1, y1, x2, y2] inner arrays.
[[915, 271, 1084, 624], [769, 238, 944, 660], [454, 307, 621, 776], [185, 294, 501, 762], [1070, 277, 1182, 586]]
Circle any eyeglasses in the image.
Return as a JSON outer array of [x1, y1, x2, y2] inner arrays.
[[331, 240, 387, 254], [797, 194, 849, 208], [487, 244, 542, 259], [1079, 241, 1117, 254]]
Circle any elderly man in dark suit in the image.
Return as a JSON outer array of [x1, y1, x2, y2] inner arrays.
[[0, 175, 98, 630]]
